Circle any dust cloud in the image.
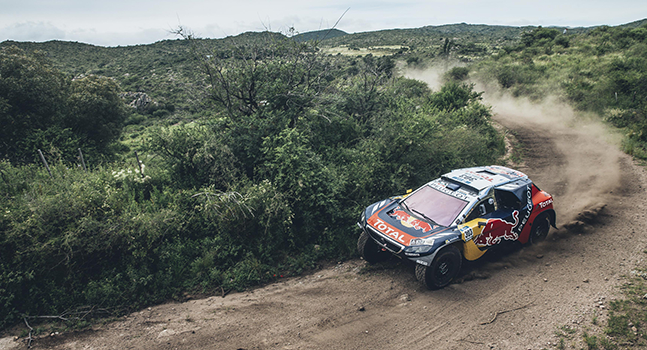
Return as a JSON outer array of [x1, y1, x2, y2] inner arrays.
[[482, 88, 624, 226], [404, 66, 625, 227], [402, 64, 463, 91]]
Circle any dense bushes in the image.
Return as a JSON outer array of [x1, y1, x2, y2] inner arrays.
[[0, 46, 128, 164], [0, 34, 505, 330]]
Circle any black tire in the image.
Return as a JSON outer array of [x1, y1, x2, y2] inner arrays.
[[357, 231, 389, 264], [528, 214, 550, 244], [415, 246, 462, 290]]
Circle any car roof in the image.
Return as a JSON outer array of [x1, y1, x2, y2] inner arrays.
[[441, 165, 529, 193]]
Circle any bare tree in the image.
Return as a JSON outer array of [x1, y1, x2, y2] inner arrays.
[[173, 26, 333, 128]]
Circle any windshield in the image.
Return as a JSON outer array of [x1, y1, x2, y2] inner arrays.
[[402, 185, 469, 227]]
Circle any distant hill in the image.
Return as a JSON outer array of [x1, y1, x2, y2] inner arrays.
[[0, 31, 289, 116], [318, 21, 609, 48], [319, 23, 535, 48], [293, 28, 347, 42], [617, 18, 647, 29], [1, 19, 644, 117]]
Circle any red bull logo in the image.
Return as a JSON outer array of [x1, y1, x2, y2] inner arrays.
[[390, 209, 436, 233], [474, 210, 520, 247]]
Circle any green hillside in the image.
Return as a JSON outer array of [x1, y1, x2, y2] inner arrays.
[[0, 22, 606, 120], [0, 22, 563, 124]]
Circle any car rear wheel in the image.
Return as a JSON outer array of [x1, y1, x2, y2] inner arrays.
[[357, 231, 389, 264], [528, 214, 550, 244], [415, 246, 462, 289]]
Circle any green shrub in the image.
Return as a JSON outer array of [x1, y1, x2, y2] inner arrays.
[[0, 47, 127, 164], [445, 66, 470, 81]]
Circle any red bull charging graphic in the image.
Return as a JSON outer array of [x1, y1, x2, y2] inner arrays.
[[390, 207, 436, 233], [474, 210, 520, 247]]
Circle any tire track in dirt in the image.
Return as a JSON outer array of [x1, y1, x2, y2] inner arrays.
[[6, 97, 647, 350]]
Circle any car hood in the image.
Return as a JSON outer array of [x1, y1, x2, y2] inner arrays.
[[365, 199, 455, 246]]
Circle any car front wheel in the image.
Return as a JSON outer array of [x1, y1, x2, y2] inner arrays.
[[415, 246, 462, 289], [357, 231, 390, 264]]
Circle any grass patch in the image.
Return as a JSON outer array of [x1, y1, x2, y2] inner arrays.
[[552, 267, 647, 349], [583, 331, 599, 349], [600, 268, 647, 348]]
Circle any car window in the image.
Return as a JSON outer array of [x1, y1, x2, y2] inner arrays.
[[465, 196, 496, 222], [402, 185, 468, 227], [495, 189, 522, 210]]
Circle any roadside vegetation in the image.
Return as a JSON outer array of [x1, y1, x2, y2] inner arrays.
[[0, 33, 503, 330]]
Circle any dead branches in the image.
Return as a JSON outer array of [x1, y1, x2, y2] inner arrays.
[[23, 316, 34, 348], [480, 302, 534, 325], [20, 306, 113, 348]]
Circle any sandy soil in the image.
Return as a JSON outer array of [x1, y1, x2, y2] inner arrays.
[[3, 97, 647, 350]]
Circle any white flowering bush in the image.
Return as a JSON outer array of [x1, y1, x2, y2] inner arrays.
[[112, 162, 150, 183]]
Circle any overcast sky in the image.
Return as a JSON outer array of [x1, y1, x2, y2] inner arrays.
[[1, 0, 646, 47]]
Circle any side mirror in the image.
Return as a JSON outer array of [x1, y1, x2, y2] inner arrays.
[[478, 204, 487, 216]]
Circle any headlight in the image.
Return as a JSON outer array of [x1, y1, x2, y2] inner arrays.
[[404, 245, 434, 256], [410, 238, 435, 246], [404, 238, 436, 256]]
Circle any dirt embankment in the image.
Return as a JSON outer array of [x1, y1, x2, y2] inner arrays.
[[4, 90, 647, 350]]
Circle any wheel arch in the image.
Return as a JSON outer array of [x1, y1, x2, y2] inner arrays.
[[450, 240, 466, 257], [413, 239, 464, 267], [542, 209, 557, 228]]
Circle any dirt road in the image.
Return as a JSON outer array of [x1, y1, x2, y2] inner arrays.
[[4, 97, 647, 350]]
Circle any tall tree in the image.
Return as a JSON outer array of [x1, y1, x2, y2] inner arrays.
[[67, 75, 128, 150], [0, 46, 128, 164], [0, 46, 69, 162]]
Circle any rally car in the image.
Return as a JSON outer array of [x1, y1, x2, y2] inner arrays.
[[357, 165, 556, 289]]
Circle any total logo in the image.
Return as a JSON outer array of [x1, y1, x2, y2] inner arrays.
[[538, 198, 553, 208], [371, 218, 407, 244]]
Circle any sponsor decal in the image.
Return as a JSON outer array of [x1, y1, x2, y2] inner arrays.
[[474, 185, 534, 247], [514, 184, 533, 235], [486, 165, 526, 178], [390, 208, 436, 233], [538, 198, 553, 209], [474, 210, 520, 247], [428, 181, 471, 200], [456, 170, 496, 183], [459, 225, 473, 241], [451, 172, 482, 185], [371, 217, 406, 244]]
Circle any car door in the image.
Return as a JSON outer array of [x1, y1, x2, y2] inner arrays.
[[458, 192, 499, 260], [471, 189, 522, 249]]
